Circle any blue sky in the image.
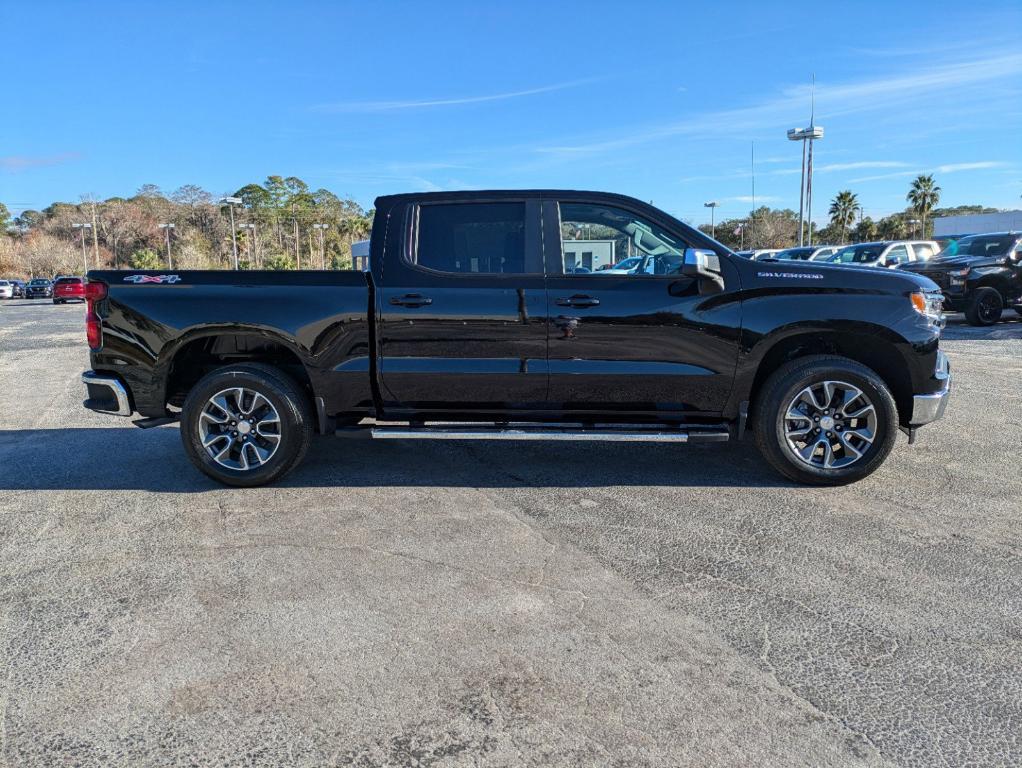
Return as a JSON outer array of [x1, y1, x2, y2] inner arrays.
[[2, 1, 1020, 226]]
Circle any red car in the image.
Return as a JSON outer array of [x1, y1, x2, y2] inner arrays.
[[53, 276, 86, 304]]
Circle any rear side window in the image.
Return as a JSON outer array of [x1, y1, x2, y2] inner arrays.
[[414, 202, 526, 274]]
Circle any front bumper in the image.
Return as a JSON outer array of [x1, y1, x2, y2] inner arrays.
[[82, 371, 133, 416], [910, 351, 951, 426]]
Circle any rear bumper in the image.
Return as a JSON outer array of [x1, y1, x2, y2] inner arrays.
[[82, 371, 133, 416], [910, 351, 951, 426]]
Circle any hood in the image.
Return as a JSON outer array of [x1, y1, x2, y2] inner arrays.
[[903, 254, 1006, 271], [747, 257, 940, 293]]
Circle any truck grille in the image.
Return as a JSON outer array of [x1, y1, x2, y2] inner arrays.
[[918, 271, 949, 289]]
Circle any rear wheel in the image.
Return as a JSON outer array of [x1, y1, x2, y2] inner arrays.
[[180, 363, 314, 487], [965, 287, 1003, 326], [754, 356, 899, 486]]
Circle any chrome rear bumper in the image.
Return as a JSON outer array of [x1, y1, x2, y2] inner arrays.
[[82, 371, 132, 416]]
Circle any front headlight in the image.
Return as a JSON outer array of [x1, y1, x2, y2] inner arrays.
[[910, 291, 945, 324]]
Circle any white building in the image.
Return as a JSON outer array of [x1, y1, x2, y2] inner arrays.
[[351, 239, 370, 271], [561, 239, 617, 272], [933, 211, 1022, 236]]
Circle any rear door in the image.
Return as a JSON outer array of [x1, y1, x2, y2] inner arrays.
[[376, 198, 549, 412], [542, 197, 741, 416]]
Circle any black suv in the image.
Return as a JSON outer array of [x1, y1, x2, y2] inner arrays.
[[903, 232, 1022, 325], [25, 278, 53, 299]]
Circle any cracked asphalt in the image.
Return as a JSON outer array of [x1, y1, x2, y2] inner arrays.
[[0, 298, 1019, 767]]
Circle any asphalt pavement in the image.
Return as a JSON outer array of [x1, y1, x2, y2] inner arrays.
[[0, 297, 1019, 767]]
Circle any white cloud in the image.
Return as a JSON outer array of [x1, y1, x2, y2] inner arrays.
[[849, 161, 1004, 183], [0, 152, 81, 172], [313, 79, 592, 113], [534, 53, 1022, 156]]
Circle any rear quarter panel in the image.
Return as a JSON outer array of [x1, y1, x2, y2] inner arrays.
[[86, 270, 371, 417]]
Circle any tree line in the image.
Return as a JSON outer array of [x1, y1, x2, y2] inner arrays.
[[0, 176, 373, 278], [697, 174, 1000, 251]]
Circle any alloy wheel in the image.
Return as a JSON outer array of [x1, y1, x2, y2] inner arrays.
[[198, 387, 282, 471], [782, 380, 877, 469]]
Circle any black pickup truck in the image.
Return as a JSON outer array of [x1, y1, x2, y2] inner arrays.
[[81, 190, 951, 487], [902, 232, 1022, 325]]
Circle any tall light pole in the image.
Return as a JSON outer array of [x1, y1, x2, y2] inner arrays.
[[312, 223, 329, 269], [158, 223, 175, 268], [787, 125, 824, 246], [703, 201, 720, 239], [72, 223, 92, 274], [237, 222, 256, 267], [219, 197, 243, 270]]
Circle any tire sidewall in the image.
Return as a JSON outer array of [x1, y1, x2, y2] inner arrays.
[[758, 359, 898, 485], [181, 367, 310, 487], [967, 287, 1002, 326]]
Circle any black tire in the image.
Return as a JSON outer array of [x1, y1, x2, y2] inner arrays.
[[52, 299, 62, 305], [753, 355, 899, 486], [964, 287, 1003, 326], [1014, 308, 1022, 317], [180, 363, 314, 487]]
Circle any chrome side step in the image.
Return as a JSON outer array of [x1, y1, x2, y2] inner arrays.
[[364, 423, 729, 443]]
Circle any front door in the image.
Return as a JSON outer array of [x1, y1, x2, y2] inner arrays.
[[543, 198, 741, 416], [377, 199, 548, 412]]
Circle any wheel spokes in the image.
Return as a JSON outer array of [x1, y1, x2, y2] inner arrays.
[[199, 386, 282, 471]]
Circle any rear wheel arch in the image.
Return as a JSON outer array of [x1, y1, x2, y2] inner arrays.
[[747, 330, 914, 426], [163, 331, 314, 411]]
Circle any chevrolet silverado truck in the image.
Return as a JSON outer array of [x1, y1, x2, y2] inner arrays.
[[80, 190, 951, 487], [902, 232, 1022, 325]]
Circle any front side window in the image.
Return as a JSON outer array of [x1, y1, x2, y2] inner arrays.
[[413, 202, 526, 274], [558, 202, 686, 276], [912, 243, 936, 260]]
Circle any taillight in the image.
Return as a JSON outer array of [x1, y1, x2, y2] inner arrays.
[[85, 281, 108, 350]]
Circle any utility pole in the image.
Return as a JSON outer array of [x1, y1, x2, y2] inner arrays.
[[292, 203, 300, 269], [787, 75, 823, 247], [159, 223, 175, 268], [219, 197, 242, 269], [72, 223, 91, 274], [88, 198, 100, 266], [312, 223, 328, 269]]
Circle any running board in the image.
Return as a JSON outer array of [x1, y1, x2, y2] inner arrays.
[[363, 423, 730, 443]]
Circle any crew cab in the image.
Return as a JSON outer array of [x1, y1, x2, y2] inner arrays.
[[901, 232, 1022, 325], [80, 190, 951, 487]]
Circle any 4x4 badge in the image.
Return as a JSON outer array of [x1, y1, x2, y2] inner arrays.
[[123, 274, 181, 284]]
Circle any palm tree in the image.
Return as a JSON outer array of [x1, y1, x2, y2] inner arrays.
[[828, 190, 859, 244], [907, 175, 941, 238]]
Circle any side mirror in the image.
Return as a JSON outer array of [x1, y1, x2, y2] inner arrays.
[[1012, 248, 1022, 263], [682, 248, 724, 290]]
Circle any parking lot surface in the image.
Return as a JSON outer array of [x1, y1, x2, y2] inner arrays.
[[1, 298, 1020, 767]]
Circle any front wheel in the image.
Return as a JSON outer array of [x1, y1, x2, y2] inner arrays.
[[753, 356, 899, 486], [180, 363, 314, 487], [965, 287, 1003, 326]]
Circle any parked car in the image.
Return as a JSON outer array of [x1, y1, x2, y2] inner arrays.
[[7, 279, 26, 298], [52, 276, 86, 304], [901, 232, 1022, 325], [25, 278, 53, 299], [81, 189, 950, 488], [598, 252, 684, 275], [827, 240, 940, 269], [735, 249, 782, 260], [774, 246, 842, 261], [0, 280, 13, 300]]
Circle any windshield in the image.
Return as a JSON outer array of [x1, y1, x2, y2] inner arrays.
[[30, 279, 49, 285], [937, 234, 1017, 259], [610, 257, 643, 270], [775, 247, 814, 260], [832, 244, 887, 264]]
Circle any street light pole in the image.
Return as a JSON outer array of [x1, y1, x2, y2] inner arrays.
[[219, 197, 243, 269], [703, 201, 720, 239], [158, 223, 175, 268], [72, 223, 92, 274], [312, 223, 328, 269]]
